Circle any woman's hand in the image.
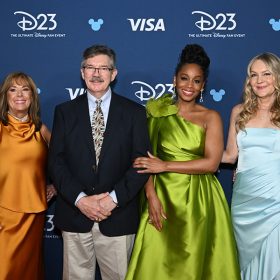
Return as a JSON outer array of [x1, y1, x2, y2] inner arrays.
[[147, 192, 167, 231], [134, 151, 166, 174], [46, 184, 57, 202]]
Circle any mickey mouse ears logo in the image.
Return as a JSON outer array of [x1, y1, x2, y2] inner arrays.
[[88, 18, 104, 31], [269, 19, 280, 31], [210, 89, 225, 102]]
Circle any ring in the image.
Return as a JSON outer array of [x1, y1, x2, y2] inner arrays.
[[148, 219, 153, 224]]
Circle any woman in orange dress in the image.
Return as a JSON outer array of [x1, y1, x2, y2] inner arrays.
[[0, 72, 56, 280]]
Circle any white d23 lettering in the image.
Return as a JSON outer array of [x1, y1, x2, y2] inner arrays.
[[132, 81, 173, 102], [14, 11, 57, 31], [192, 11, 236, 31], [44, 215, 55, 232]]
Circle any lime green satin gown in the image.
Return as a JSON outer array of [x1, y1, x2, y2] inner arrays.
[[125, 95, 240, 280]]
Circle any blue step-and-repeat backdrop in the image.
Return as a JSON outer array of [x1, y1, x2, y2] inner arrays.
[[1, 1, 279, 279]]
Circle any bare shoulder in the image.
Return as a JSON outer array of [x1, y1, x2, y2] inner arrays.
[[231, 104, 243, 119], [201, 107, 222, 123], [194, 105, 222, 130], [41, 123, 49, 132], [40, 124, 51, 145]]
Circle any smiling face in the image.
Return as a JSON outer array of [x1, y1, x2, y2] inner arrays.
[[7, 81, 32, 117], [174, 63, 205, 103], [81, 54, 117, 99], [249, 59, 276, 100]]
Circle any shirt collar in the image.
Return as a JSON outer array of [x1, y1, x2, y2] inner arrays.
[[87, 88, 112, 108]]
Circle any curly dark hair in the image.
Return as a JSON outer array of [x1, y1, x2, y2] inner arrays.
[[175, 44, 210, 80]]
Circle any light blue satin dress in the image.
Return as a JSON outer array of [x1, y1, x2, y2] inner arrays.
[[232, 128, 280, 280]]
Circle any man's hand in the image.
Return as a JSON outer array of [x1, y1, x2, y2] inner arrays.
[[46, 184, 57, 202], [99, 195, 118, 213], [76, 193, 111, 221]]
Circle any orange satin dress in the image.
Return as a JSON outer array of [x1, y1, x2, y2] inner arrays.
[[0, 115, 48, 280]]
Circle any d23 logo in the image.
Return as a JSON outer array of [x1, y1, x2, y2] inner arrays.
[[45, 214, 55, 232], [14, 11, 57, 31], [132, 81, 173, 102], [192, 11, 236, 31]]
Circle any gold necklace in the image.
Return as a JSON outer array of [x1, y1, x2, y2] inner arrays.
[[8, 111, 29, 122]]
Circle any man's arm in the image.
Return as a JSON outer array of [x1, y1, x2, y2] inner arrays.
[[48, 106, 85, 204], [48, 105, 110, 220], [100, 105, 151, 210]]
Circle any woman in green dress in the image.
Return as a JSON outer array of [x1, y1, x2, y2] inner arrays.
[[125, 44, 240, 280]]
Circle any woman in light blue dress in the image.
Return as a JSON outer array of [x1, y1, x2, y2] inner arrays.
[[222, 52, 280, 280]]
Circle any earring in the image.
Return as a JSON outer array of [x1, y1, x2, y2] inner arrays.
[[199, 89, 204, 103]]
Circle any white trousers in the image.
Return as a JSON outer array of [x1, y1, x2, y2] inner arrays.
[[62, 223, 135, 280]]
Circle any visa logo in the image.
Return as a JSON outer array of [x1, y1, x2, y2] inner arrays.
[[127, 18, 165, 31], [66, 88, 85, 100]]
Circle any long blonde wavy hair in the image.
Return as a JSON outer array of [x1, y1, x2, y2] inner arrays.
[[236, 52, 280, 130]]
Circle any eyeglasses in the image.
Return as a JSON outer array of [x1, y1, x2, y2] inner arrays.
[[83, 65, 113, 73]]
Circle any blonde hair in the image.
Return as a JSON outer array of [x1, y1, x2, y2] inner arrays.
[[236, 52, 280, 130], [0, 72, 42, 130]]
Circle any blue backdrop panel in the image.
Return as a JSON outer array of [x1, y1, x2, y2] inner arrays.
[[0, 1, 279, 279]]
